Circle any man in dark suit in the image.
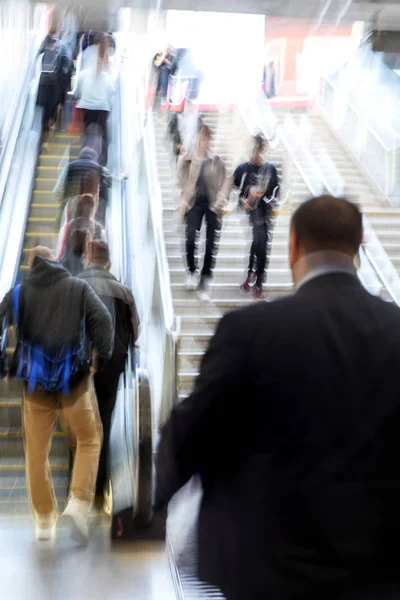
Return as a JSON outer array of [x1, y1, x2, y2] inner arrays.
[[156, 195, 400, 600]]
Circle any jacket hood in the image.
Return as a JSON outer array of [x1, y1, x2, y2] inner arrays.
[[24, 257, 71, 288]]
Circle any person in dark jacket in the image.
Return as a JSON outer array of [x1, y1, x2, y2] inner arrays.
[[79, 240, 140, 508], [37, 24, 71, 143], [156, 196, 400, 600], [60, 225, 93, 277], [230, 133, 280, 299], [0, 246, 113, 542], [54, 146, 111, 226]]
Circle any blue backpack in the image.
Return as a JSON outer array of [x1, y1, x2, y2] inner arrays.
[[11, 285, 88, 395]]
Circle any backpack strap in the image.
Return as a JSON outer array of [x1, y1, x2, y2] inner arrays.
[[27, 347, 42, 395], [12, 285, 21, 329], [62, 348, 72, 396]]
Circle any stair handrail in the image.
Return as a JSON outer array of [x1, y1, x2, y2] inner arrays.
[[321, 74, 395, 153], [297, 114, 345, 198], [291, 113, 400, 304], [319, 75, 400, 203], [252, 97, 400, 303]]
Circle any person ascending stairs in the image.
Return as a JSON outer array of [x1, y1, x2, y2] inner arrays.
[[177, 123, 227, 301]]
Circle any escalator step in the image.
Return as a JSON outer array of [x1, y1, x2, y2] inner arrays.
[[25, 232, 58, 237]]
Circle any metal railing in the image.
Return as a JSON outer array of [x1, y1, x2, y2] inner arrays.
[[0, 8, 47, 213], [251, 95, 400, 303], [119, 46, 179, 437], [0, 68, 43, 302], [320, 75, 400, 203]]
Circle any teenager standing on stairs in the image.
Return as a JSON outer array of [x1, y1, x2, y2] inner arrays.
[[177, 123, 227, 301]]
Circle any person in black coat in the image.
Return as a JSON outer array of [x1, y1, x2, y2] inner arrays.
[[156, 195, 400, 600], [79, 240, 140, 508], [231, 133, 280, 300]]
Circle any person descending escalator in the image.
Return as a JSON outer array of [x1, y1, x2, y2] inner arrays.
[[79, 241, 140, 512], [0, 246, 113, 542]]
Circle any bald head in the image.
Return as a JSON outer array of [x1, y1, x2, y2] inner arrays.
[[29, 246, 55, 268]]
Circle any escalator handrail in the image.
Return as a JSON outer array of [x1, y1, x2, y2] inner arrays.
[[143, 108, 176, 334], [0, 23, 46, 213], [0, 72, 43, 302], [108, 72, 154, 525]]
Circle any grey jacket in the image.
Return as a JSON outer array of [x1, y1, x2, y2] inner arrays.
[[176, 151, 227, 214], [0, 257, 113, 360]]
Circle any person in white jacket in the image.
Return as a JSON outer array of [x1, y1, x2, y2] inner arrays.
[[75, 35, 115, 165]]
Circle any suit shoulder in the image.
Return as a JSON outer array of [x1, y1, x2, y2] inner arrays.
[[366, 291, 400, 322]]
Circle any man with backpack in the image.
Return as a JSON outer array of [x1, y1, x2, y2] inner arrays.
[[37, 25, 71, 145], [0, 246, 113, 542], [79, 240, 140, 510]]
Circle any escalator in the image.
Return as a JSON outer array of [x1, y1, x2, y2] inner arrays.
[[0, 29, 154, 540], [21, 122, 81, 273], [0, 100, 81, 518]]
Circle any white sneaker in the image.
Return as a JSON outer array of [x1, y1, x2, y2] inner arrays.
[[197, 277, 212, 302], [185, 272, 198, 291], [35, 513, 56, 542], [62, 495, 91, 543]]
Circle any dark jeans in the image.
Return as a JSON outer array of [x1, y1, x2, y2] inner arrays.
[[248, 207, 275, 286], [96, 181, 108, 226], [94, 368, 121, 495], [186, 206, 220, 278], [84, 109, 109, 166]]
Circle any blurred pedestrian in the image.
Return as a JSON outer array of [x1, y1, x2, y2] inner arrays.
[[177, 123, 227, 301], [75, 35, 115, 165], [54, 146, 111, 226], [37, 24, 71, 147], [0, 246, 112, 542], [80, 241, 140, 510], [168, 96, 203, 158], [156, 196, 400, 600], [231, 134, 280, 299]]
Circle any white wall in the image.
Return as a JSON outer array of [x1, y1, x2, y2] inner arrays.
[[166, 10, 265, 104]]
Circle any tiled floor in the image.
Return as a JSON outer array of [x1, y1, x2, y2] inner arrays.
[[0, 520, 176, 600]]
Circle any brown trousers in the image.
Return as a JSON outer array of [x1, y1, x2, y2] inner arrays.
[[23, 376, 102, 516]]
